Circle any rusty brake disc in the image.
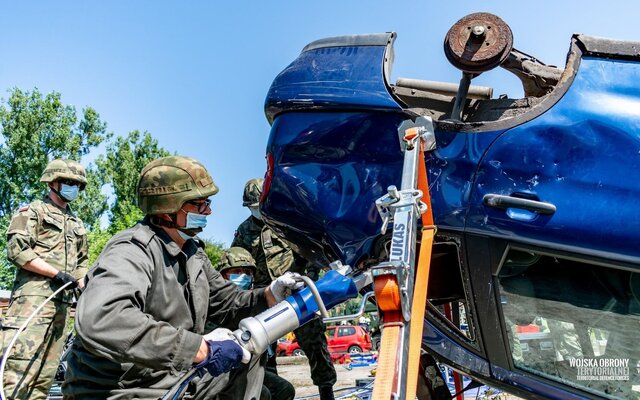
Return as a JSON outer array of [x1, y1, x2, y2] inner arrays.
[[444, 12, 513, 74]]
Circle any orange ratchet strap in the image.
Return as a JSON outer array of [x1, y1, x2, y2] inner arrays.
[[373, 128, 435, 400], [406, 145, 435, 400]]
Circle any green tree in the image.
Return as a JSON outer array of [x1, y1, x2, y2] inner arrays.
[[202, 238, 226, 267], [97, 130, 170, 229], [86, 228, 106, 265], [0, 216, 13, 287], [86, 131, 171, 261], [0, 88, 110, 288], [74, 166, 109, 231]]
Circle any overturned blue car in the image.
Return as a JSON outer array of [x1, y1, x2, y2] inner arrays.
[[260, 12, 640, 400]]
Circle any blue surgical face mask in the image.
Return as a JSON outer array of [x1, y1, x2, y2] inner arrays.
[[177, 230, 196, 241], [249, 207, 262, 220], [185, 212, 208, 229], [229, 273, 253, 290], [59, 183, 79, 202]]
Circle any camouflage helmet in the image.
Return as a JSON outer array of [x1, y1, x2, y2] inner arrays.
[[40, 159, 87, 189], [216, 247, 257, 274], [242, 178, 264, 207], [137, 156, 219, 215]]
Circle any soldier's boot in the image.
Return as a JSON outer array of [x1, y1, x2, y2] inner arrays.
[[318, 385, 335, 400]]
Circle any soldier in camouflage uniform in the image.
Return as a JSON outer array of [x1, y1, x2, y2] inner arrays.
[[232, 178, 337, 400], [62, 156, 301, 400], [1, 159, 88, 400], [215, 247, 295, 400]]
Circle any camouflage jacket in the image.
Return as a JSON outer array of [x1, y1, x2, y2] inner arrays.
[[232, 216, 308, 288], [64, 218, 268, 398], [6, 196, 88, 303]]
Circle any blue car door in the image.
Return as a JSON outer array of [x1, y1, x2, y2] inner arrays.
[[466, 54, 640, 263], [463, 51, 640, 398]]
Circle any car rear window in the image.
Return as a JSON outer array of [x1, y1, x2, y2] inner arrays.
[[338, 327, 356, 337]]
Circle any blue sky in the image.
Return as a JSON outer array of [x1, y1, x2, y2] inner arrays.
[[1, 1, 638, 246]]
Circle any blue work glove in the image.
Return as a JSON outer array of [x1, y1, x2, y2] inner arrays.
[[196, 328, 250, 377], [196, 340, 243, 377]]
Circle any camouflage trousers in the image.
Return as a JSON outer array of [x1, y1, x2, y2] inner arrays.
[[294, 318, 336, 388], [1, 295, 70, 400]]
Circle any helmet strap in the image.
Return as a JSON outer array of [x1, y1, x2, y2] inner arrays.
[[48, 182, 68, 205], [150, 215, 180, 229]]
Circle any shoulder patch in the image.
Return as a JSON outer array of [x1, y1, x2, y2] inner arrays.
[[18, 205, 29, 212], [8, 213, 30, 233]]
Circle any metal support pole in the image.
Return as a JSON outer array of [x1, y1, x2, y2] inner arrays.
[[450, 72, 473, 121]]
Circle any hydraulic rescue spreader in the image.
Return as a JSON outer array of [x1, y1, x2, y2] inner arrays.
[[371, 116, 436, 400]]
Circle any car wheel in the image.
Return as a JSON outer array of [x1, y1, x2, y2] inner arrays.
[[348, 345, 362, 354], [292, 349, 306, 357]]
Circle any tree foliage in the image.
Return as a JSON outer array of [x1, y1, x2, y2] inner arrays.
[[85, 131, 171, 262], [96, 130, 170, 228], [73, 166, 109, 231], [202, 238, 226, 267], [0, 216, 13, 287]]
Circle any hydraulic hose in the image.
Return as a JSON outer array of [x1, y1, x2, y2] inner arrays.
[[0, 281, 74, 400], [160, 350, 264, 400]]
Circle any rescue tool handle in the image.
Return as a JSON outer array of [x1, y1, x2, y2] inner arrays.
[[483, 193, 556, 215], [293, 275, 330, 319]]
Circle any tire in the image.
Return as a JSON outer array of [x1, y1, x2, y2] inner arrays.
[[292, 349, 306, 357], [348, 345, 362, 354]]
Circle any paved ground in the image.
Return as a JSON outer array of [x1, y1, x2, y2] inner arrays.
[[277, 355, 374, 398]]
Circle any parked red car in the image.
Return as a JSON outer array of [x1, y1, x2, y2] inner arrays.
[[277, 325, 372, 357], [276, 338, 303, 357], [326, 325, 372, 354]]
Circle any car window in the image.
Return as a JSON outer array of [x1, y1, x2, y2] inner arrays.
[[497, 249, 640, 399], [428, 242, 476, 342], [338, 327, 356, 337], [326, 327, 335, 338]]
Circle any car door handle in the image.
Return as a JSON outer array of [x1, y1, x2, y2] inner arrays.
[[483, 194, 556, 215]]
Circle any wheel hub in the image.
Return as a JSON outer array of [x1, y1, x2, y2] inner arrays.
[[444, 12, 513, 73]]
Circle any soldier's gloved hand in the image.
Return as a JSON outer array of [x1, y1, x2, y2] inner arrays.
[[196, 329, 246, 377], [203, 328, 251, 363], [270, 272, 305, 302], [53, 271, 78, 290]]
